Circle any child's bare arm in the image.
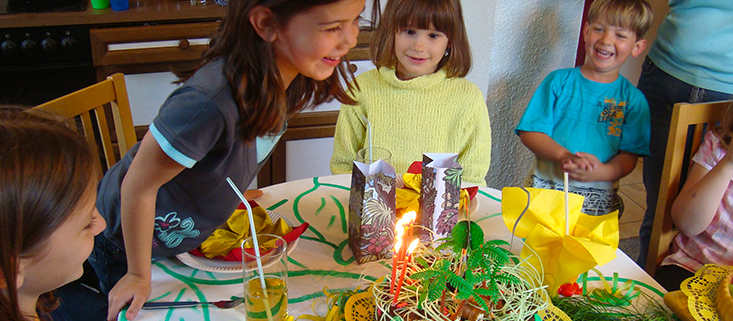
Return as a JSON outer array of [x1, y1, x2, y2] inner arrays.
[[108, 132, 186, 321], [518, 131, 575, 164], [671, 143, 733, 236], [566, 151, 637, 182]]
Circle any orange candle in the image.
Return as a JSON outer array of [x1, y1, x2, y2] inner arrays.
[[393, 239, 419, 305], [390, 238, 402, 294], [391, 218, 407, 293]]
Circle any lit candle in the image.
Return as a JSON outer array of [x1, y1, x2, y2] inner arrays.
[[390, 218, 407, 293], [393, 239, 419, 305], [390, 238, 402, 294], [403, 211, 416, 244]]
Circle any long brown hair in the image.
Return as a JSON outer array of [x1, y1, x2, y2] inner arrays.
[[180, 0, 378, 142], [715, 101, 733, 148], [0, 107, 98, 321], [370, 0, 471, 78]]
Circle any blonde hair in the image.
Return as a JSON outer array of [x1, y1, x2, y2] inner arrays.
[[370, 0, 471, 78], [588, 0, 654, 39]]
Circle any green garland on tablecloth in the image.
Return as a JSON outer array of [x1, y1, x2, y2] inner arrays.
[[550, 269, 678, 321]]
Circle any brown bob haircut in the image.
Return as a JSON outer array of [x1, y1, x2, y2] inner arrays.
[[370, 0, 471, 78], [587, 0, 654, 39]]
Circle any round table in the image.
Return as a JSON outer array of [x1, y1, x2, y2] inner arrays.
[[128, 174, 665, 321]]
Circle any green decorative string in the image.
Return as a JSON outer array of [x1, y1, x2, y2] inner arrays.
[[315, 198, 326, 216], [330, 194, 347, 233], [478, 189, 501, 202], [266, 199, 288, 211], [551, 270, 675, 321]]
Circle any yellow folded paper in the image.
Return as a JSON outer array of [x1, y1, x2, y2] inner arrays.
[[198, 206, 292, 258], [501, 187, 619, 295], [395, 172, 472, 217]]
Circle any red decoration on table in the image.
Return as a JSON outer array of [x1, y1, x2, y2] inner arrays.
[[557, 282, 583, 297]]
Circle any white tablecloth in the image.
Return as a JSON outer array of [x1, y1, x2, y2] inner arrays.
[[126, 174, 666, 320]]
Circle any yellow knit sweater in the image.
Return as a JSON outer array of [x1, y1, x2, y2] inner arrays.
[[330, 67, 492, 186]]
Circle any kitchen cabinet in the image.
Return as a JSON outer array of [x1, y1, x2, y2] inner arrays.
[[90, 21, 218, 80]]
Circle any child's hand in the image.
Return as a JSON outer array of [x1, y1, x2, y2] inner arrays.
[[574, 152, 602, 170], [561, 152, 597, 172], [244, 189, 264, 199], [562, 153, 604, 182], [107, 273, 152, 321]]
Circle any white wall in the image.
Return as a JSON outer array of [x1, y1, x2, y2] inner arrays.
[[485, 0, 584, 189]]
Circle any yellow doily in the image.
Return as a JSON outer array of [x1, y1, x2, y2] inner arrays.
[[681, 264, 733, 321], [536, 303, 572, 321], [345, 292, 376, 321]]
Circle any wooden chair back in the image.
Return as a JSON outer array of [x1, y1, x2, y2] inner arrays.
[[34, 73, 137, 175], [645, 100, 732, 276]]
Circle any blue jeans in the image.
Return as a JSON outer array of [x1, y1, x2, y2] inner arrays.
[[88, 232, 129, 295], [636, 57, 733, 268], [50, 233, 127, 321]]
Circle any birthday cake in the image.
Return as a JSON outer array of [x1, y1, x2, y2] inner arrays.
[[372, 221, 548, 321], [717, 271, 733, 321]]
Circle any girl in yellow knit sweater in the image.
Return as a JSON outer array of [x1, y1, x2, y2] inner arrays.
[[330, 0, 492, 186]]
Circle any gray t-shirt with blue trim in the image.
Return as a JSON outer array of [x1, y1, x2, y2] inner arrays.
[[97, 59, 280, 258]]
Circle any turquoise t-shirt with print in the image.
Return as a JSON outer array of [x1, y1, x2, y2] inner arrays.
[[516, 67, 650, 215]]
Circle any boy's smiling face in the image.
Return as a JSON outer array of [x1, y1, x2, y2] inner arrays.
[[580, 20, 646, 83]]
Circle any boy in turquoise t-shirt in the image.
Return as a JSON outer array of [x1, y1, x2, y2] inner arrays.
[[516, 0, 653, 216]]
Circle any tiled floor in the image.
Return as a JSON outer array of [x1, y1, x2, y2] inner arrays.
[[618, 159, 646, 239]]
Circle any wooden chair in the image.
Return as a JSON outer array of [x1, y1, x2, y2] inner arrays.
[[34, 73, 137, 175], [645, 100, 733, 276]]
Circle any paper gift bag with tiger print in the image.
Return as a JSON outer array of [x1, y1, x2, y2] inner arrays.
[[419, 153, 462, 242], [348, 159, 397, 264]]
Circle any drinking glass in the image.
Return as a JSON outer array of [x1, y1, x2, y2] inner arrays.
[[356, 147, 392, 165], [109, 0, 128, 10], [242, 234, 288, 321]]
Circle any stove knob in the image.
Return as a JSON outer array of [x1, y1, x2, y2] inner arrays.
[[61, 35, 76, 53], [42, 32, 57, 54], [21, 34, 37, 55], [1, 35, 17, 57]]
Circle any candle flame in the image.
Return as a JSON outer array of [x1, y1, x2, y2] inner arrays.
[[394, 238, 402, 252], [406, 239, 419, 254], [395, 226, 404, 240], [403, 211, 416, 223], [395, 215, 409, 230]]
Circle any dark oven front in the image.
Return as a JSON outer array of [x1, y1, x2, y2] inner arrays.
[[0, 24, 96, 106]]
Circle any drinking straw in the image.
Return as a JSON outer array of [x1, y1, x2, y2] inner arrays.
[[563, 172, 569, 236], [359, 115, 372, 162], [226, 177, 274, 321]]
